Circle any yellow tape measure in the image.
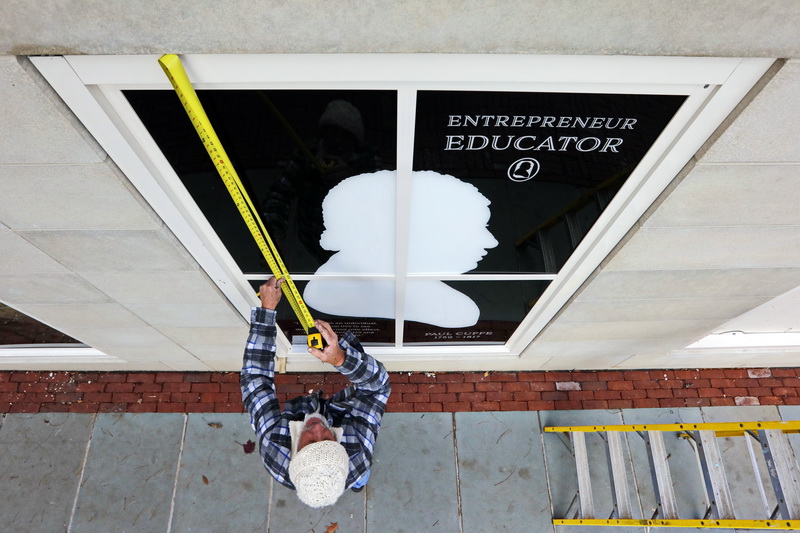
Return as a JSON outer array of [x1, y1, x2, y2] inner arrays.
[[158, 54, 323, 350]]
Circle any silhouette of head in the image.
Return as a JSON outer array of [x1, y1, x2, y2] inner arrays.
[[406, 170, 498, 273], [306, 170, 498, 327]]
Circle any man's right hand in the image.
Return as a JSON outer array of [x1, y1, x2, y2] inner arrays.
[[258, 277, 284, 310], [308, 320, 346, 367]]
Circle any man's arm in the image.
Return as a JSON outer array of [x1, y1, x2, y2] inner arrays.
[[240, 279, 285, 448], [309, 319, 390, 399], [336, 333, 390, 396], [240, 306, 281, 439], [311, 320, 390, 486]]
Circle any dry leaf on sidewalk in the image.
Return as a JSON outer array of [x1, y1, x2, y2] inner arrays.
[[242, 439, 256, 454], [324, 523, 338, 533]]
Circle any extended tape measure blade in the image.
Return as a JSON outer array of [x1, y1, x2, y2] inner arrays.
[[158, 54, 319, 345]]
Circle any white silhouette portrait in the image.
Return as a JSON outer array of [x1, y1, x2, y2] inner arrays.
[[303, 170, 498, 328]]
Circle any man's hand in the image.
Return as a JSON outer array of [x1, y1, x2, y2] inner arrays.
[[308, 320, 345, 367], [322, 157, 355, 182], [258, 277, 284, 310]]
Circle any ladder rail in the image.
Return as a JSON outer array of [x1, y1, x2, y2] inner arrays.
[[537, 231, 557, 273], [545, 421, 800, 434]]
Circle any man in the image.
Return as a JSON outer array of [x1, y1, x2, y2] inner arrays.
[[241, 277, 390, 507], [262, 100, 383, 263]]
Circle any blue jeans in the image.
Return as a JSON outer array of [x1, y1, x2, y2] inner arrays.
[[352, 469, 370, 489]]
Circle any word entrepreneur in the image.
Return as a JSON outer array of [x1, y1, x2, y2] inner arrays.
[[444, 115, 637, 153]]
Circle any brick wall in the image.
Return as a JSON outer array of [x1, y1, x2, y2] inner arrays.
[[1, 368, 798, 414]]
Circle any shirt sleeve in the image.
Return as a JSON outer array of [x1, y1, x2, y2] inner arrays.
[[331, 332, 391, 486], [240, 307, 282, 443]]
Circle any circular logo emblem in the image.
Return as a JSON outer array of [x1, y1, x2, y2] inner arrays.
[[507, 157, 541, 182]]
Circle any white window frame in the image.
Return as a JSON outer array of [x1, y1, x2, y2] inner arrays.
[[31, 54, 773, 367], [0, 301, 114, 366]]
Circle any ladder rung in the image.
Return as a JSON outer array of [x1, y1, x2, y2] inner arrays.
[[606, 432, 632, 519], [696, 430, 736, 520], [647, 431, 678, 519], [537, 231, 557, 273], [745, 431, 772, 518], [564, 211, 583, 249], [572, 431, 595, 519], [763, 429, 800, 519]]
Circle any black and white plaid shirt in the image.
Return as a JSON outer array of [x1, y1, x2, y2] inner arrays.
[[241, 307, 391, 490]]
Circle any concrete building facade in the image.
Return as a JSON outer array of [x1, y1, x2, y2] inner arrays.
[[2, 2, 800, 373]]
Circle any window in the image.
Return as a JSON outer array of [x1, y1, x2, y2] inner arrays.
[[32, 55, 772, 364]]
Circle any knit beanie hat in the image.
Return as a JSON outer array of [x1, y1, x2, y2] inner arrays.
[[318, 100, 364, 144], [289, 440, 350, 508]]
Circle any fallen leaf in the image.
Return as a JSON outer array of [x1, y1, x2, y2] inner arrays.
[[324, 523, 338, 533], [243, 439, 256, 454], [202, 475, 209, 485], [207, 422, 223, 428]]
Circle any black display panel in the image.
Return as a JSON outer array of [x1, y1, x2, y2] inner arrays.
[[403, 280, 551, 345], [413, 91, 686, 274], [126, 88, 684, 346]]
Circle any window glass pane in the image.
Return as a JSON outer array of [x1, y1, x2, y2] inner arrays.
[[412, 91, 686, 274], [125, 90, 397, 275], [0, 303, 81, 345], [403, 280, 551, 345]]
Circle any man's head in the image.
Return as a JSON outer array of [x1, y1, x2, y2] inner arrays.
[[289, 414, 350, 507], [318, 100, 364, 157], [297, 414, 337, 450]]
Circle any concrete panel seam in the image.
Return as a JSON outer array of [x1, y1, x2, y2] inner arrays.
[[67, 412, 96, 533], [452, 413, 465, 533], [165, 413, 188, 533]]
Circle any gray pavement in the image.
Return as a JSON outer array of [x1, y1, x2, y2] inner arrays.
[[0, 406, 798, 532]]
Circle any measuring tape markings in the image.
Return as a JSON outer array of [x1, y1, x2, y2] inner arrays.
[[158, 54, 323, 349]]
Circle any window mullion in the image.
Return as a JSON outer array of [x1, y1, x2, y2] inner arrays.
[[394, 88, 417, 347]]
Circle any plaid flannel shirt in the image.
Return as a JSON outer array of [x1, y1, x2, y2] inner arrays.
[[240, 307, 390, 490]]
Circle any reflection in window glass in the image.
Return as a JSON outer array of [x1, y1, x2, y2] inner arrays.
[[0, 303, 80, 345], [413, 91, 686, 274], [125, 90, 398, 275]]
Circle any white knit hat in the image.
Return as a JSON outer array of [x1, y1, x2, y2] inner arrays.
[[318, 100, 364, 144], [288, 440, 350, 508]]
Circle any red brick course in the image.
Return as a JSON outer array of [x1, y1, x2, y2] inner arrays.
[[1, 368, 799, 413]]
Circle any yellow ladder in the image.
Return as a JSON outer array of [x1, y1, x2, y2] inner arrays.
[[544, 421, 800, 530]]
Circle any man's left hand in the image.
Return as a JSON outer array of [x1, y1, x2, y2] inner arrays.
[[259, 277, 284, 310]]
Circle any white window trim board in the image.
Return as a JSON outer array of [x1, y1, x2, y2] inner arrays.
[[30, 55, 774, 370]]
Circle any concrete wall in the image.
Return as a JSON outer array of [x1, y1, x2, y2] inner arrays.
[[2, 2, 800, 371]]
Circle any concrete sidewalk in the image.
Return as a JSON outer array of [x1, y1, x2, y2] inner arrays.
[[1, 406, 798, 532]]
